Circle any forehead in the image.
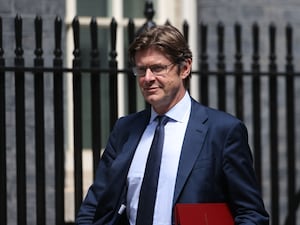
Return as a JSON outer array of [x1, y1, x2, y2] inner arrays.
[[134, 46, 171, 65]]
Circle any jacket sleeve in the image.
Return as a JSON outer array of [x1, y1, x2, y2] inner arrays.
[[75, 119, 122, 225], [75, 111, 148, 225], [222, 121, 269, 225]]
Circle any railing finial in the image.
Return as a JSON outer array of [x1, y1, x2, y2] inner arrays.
[[136, 1, 156, 36], [144, 1, 155, 22]]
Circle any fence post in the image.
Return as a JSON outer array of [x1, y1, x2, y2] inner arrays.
[[216, 22, 226, 111], [183, 20, 189, 44], [127, 19, 137, 114], [14, 14, 27, 225], [90, 17, 102, 177], [109, 18, 118, 130], [234, 23, 244, 120], [34, 15, 46, 225], [251, 22, 262, 189], [285, 23, 296, 225], [0, 15, 7, 225], [72, 16, 84, 217], [199, 22, 209, 105], [269, 23, 279, 225], [53, 16, 65, 225], [183, 21, 190, 91]]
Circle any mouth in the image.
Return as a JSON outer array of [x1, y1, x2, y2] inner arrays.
[[143, 86, 159, 92]]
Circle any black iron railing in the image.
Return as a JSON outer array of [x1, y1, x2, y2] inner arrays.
[[0, 8, 299, 225]]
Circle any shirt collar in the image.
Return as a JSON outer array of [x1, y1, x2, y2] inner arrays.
[[150, 91, 191, 123]]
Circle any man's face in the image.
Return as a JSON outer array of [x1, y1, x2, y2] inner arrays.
[[134, 47, 191, 114]]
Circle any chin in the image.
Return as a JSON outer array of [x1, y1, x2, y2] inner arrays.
[[145, 97, 156, 105], [144, 93, 157, 101]]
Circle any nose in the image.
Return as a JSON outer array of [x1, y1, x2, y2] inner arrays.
[[144, 68, 155, 81]]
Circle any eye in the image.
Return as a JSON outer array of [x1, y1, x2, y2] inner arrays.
[[150, 65, 165, 73], [132, 66, 147, 76], [135, 66, 147, 75]]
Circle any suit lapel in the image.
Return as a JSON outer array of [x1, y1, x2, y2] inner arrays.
[[94, 111, 151, 225], [110, 110, 151, 179], [173, 100, 208, 204]]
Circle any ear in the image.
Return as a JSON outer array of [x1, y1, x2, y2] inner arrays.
[[180, 58, 192, 79]]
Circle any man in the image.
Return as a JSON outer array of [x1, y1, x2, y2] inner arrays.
[[76, 25, 269, 225]]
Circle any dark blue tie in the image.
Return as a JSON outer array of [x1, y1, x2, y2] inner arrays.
[[136, 115, 169, 225]]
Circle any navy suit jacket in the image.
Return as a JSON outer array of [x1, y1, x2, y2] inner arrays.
[[76, 98, 269, 225]]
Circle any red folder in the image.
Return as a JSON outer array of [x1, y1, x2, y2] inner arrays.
[[174, 203, 234, 225]]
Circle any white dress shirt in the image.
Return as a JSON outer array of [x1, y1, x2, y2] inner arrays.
[[127, 92, 191, 225]]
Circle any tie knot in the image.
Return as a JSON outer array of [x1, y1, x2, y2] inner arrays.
[[157, 115, 169, 126]]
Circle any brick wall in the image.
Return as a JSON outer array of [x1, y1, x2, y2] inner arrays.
[[1, 0, 300, 224], [0, 1, 65, 225], [197, 1, 300, 224]]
